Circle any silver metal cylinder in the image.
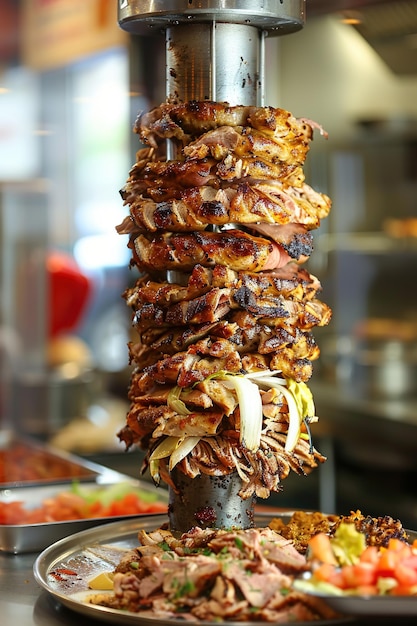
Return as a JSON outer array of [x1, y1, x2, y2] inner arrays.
[[169, 469, 255, 532], [166, 22, 263, 105], [119, 0, 305, 35]]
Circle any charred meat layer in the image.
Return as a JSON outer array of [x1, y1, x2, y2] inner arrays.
[[117, 102, 332, 499]]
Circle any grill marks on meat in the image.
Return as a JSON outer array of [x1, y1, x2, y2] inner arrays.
[[130, 229, 294, 273], [183, 124, 310, 165], [117, 102, 331, 498], [133, 288, 232, 327], [123, 263, 327, 386], [122, 157, 305, 200], [245, 223, 313, 260], [128, 320, 322, 384], [133, 323, 320, 366], [120, 264, 330, 493], [125, 266, 329, 333], [120, 101, 331, 281], [124, 263, 323, 310], [90, 522, 338, 622], [135, 101, 314, 148], [125, 263, 326, 319], [120, 181, 329, 234], [118, 102, 331, 243]]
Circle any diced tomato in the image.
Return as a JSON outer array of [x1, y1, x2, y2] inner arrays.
[[357, 562, 378, 586], [89, 501, 103, 515], [401, 555, 417, 571], [394, 561, 417, 587], [327, 569, 348, 589], [387, 538, 409, 552], [108, 496, 141, 516], [354, 584, 379, 596], [313, 562, 337, 582], [342, 562, 377, 589], [123, 492, 147, 511], [360, 546, 379, 565], [0, 501, 26, 525], [312, 563, 347, 589], [0, 485, 166, 525], [341, 564, 356, 588], [308, 532, 337, 565], [102, 493, 166, 518], [389, 583, 415, 596], [376, 548, 399, 577]]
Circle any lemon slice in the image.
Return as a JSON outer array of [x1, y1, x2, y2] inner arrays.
[[88, 571, 114, 590]]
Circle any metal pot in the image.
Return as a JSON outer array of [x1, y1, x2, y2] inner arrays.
[[12, 366, 96, 438], [354, 339, 417, 398]]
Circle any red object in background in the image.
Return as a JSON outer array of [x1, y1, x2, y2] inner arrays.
[[0, 0, 19, 62], [47, 252, 91, 337]]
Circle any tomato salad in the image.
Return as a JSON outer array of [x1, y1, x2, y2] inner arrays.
[[296, 523, 417, 597], [0, 482, 166, 525]]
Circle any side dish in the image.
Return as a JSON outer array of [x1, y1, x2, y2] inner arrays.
[[86, 510, 413, 622], [0, 482, 166, 525]]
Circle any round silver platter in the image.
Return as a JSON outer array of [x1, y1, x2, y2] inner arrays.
[[33, 511, 356, 625]]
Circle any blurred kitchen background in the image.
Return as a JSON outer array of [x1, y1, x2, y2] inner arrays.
[[1, 0, 417, 524]]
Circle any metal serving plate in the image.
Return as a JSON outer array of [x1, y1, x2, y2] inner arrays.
[[33, 512, 352, 626], [0, 479, 168, 553], [308, 593, 417, 618]]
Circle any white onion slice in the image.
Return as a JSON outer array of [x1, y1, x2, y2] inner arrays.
[[167, 386, 192, 415], [248, 375, 301, 453], [244, 369, 284, 382], [221, 374, 263, 451], [149, 458, 161, 484], [149, 436, 180, 461], [169, 436, 201, 470]]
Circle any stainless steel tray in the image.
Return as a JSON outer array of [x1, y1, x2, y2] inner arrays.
[[0, 479, 168, 553], [33, 512, 352, 625], [0, 436, 116, 487]]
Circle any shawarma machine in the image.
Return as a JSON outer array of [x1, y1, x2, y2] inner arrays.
[[118, 1, 305, 108], [116, 0, 308, 532]]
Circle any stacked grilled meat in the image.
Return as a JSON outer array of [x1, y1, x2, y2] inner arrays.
[[117, 101, 332, 499]]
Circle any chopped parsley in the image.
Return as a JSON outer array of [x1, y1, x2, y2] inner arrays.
[[174, 579, 196, 599], [234, 536, 244, 550]]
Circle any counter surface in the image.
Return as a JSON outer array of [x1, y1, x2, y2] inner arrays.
[[3, 383, 417, 624]]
